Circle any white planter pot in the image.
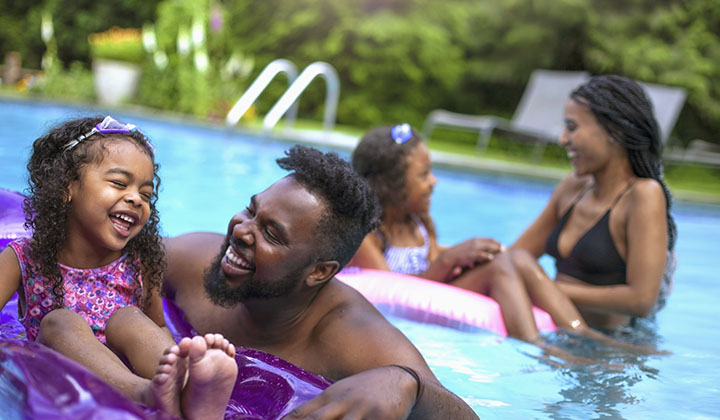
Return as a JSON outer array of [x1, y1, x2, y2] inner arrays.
[[92, 59, 141, 106]]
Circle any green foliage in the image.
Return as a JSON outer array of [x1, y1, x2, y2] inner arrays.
[[28, 61, 95, 101], [134, 0, 252, 118], [44, 0, 158, 67], [584, 0, 720, 144], [1, 0, 718, 145], [88, 28, 144, 64], [0, 3, 45, 69], [222, 0, 467, 127], [0, 0, 160, 69]]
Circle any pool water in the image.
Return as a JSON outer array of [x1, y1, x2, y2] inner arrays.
[[2, 99, 720, 419]]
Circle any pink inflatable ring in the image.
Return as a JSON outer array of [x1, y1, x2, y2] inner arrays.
[[337, 268, 557, 336]]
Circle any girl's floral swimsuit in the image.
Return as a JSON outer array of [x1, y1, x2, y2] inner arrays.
[[9, 238, 143, 343]]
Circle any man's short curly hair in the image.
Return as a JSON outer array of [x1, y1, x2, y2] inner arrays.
[[276, 145, 380, 268], [24, 116, 164, 309]]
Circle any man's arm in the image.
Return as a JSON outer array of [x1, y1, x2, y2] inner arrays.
[[285, 285, 479, 420]]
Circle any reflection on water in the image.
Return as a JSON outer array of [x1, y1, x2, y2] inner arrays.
[[537, 330, 662, 420], [386, 307, 718, 420]]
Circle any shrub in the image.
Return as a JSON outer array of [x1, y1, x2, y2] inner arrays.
[[88, 27, 144, 63]]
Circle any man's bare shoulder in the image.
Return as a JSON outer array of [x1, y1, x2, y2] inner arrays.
[[316, 279, 388, 329], [310, 278, 431, 380], [163, 232, 224, 291]]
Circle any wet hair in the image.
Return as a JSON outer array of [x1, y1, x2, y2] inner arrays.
[[571, 75, 677, 250], [276, 145, 380, 268], [24, 116, 164, 308], [352, 125, 437, 241]]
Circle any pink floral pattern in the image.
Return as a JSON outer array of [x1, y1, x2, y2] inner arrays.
[[9, 238, 143, 343]]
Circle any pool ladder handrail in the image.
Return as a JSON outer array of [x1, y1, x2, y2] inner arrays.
[[226, 59, 340, 133], [225, 58, 299, 127], [263, 61, 339, 133]]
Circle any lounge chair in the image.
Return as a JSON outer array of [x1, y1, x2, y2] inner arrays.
[[665, 139, 720, 167], [422, 69, 590, 160], [635, 82, 720, 168], [422, 71, 693, 163], [639, 81, 687, 145]]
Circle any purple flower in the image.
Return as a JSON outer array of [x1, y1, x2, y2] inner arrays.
[[211, 7, 223, 32]]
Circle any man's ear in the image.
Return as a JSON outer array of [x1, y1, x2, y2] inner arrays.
[[305, 260, 340, 287]]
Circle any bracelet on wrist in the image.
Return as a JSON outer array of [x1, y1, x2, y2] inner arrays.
[[390, 364, 425, 409]]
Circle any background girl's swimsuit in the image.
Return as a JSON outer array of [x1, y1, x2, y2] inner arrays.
[[9, 238, 143, 343], [379, 215, 430, 276]]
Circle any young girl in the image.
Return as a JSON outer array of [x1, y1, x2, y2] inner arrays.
[[0, 116, 237, 419], [350, 123, 504, 283]]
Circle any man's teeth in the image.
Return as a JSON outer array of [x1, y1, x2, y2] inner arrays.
[[567, 151, 577, 159], [225, 247, 252, 269]]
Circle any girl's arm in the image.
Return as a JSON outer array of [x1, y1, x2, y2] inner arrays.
[[423, 237, 504, 282], [556, 179, 668, 317], [0, 247, 22, 311]]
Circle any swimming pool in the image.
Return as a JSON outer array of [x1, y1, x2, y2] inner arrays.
[[2, 98, 719, 419]]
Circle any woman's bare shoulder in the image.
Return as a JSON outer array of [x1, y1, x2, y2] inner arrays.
[[627, 178, 667, 209], [553, 173, 593, 208]]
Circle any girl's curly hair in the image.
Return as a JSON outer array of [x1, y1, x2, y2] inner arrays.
[[24, 116, 165, 309], [351, 125, 437, 242]]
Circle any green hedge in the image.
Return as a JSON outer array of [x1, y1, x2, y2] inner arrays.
[[1, 0, 718, 144]]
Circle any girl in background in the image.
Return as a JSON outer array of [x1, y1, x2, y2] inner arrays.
[[350, 123, 504, 284]]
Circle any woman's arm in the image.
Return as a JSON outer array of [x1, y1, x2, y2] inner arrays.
[[0, 247, 22, 311], [557, 180, 668, 317]]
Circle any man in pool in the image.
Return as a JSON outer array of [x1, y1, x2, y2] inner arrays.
[[162, 145, 479, 419]]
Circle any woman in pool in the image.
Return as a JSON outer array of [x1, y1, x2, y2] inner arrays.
[[0, 116, 237, 418], [477, 74, 677, 342], [350, 123, 505, 285]]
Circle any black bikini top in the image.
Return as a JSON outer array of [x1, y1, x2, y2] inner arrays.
[[545, 181, 635, 286]]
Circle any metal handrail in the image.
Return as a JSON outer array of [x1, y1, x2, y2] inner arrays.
[[225, 58, 299, 126], [263, 61, 339, 132]]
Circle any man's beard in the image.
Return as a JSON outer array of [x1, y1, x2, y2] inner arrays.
[[203, 241, 303, 308]]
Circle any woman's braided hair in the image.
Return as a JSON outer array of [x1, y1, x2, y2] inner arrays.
[[571, 75, 677, 249], [24, 116, 165, 308]]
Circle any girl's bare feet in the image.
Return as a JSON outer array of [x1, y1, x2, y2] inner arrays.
[[180, 335, 238, 420], [143, 339, 191, 417]]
